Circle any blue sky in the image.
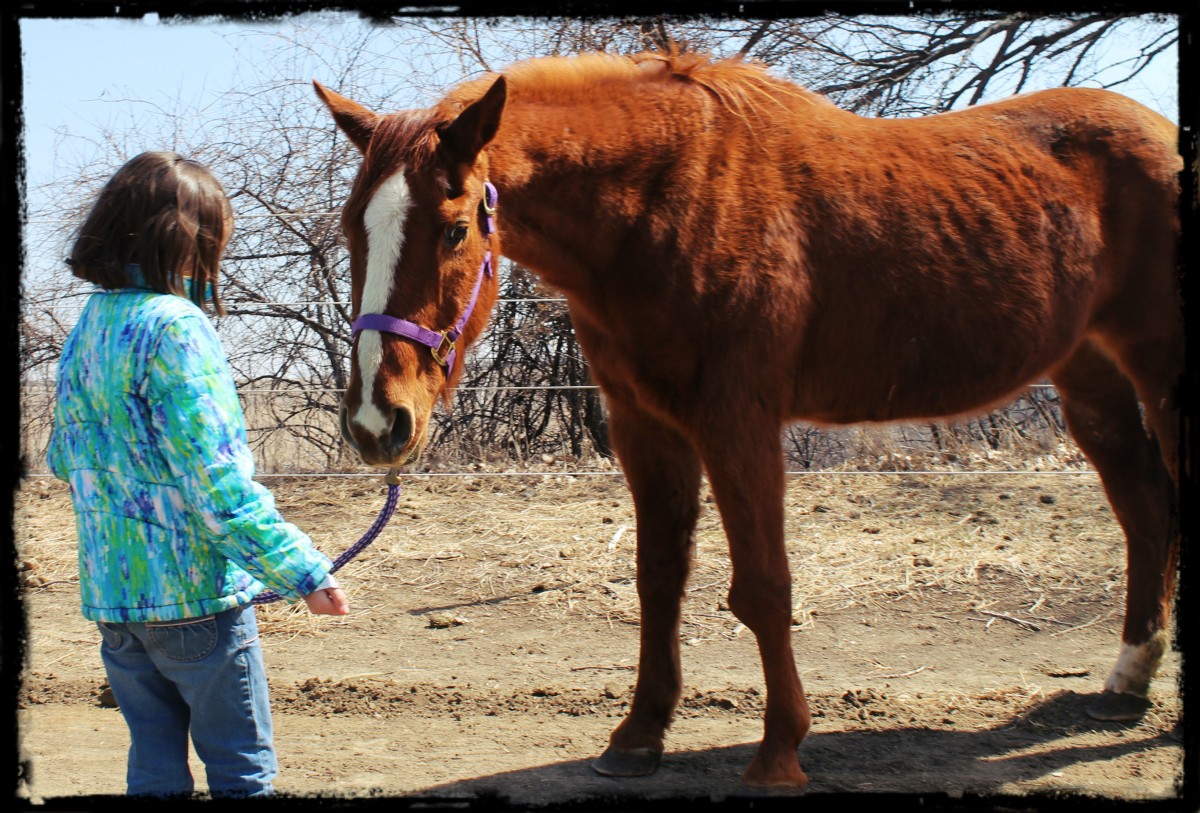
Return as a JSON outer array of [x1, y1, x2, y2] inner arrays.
[[18, 10, 1181, 283], [21, 11, 1180, 194], [21, 13, 355, 189]]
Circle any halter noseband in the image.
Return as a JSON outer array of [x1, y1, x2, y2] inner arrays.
[[351, 180, 498, 374]]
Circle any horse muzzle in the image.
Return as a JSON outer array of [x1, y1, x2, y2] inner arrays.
[[339, 400, 423, 467]]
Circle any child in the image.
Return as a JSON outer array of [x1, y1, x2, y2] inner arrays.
[[46, 151, 349, 798]]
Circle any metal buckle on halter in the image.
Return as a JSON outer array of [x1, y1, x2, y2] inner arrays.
[[482, 180, 497, 216], [431, 332, 456, 367]]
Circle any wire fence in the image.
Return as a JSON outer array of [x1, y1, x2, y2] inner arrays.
[[21, 210, 1081, 480], [21, 370, 1086, 481], [20, 284, 1080, 480]]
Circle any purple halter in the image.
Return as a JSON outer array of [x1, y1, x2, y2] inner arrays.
[[351, 180, 497, 374]]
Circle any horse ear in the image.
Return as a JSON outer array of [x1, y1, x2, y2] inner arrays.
[[313, 80, 379, 153], [437, 76, 507, 166]]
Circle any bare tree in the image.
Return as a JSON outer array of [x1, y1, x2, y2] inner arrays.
[[391, 12, 1174, 469], [739, 13, 1178, 115], [21, 12, 1176, 474], [402, 13, 1177, 116]]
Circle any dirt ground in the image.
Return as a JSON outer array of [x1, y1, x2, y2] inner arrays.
[[12, 464, 1189, 808]]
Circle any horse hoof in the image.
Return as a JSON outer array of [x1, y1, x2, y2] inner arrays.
[[1086, 690, 1152, 722], [592, 746, 662, 777], [742, 762, 809, 790]]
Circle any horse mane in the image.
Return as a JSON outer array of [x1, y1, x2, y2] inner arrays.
[[437, 49, 829, 126], [630, 49, 831, 116], [360, 50, 835, 189]]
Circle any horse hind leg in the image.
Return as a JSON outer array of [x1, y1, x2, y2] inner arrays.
[[1051, 340, 1180, 721], [592, 401, 702, 778]]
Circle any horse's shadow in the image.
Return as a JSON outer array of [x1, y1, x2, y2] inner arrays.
[[393, 690, 1183, 809]]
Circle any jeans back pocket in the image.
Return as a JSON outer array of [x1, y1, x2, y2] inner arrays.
[[146, 615, 219, 662], [96, 621, 124, 650]]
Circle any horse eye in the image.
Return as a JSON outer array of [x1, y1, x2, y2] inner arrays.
[[445, 222, 469, 247]]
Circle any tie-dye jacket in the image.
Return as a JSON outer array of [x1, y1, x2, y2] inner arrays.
[[47, 286, 333, 622]]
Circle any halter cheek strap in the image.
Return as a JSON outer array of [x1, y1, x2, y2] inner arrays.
[[351, 181, 498, 374]]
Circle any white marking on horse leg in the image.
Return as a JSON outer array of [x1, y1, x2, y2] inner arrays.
[[352, 167, 412, 436], [1104, 632, 1167, 697]]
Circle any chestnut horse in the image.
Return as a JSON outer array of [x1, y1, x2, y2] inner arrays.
[[315, 51, 1181, 788]]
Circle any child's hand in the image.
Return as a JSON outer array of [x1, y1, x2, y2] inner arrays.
[[304, 586, 349, 615]]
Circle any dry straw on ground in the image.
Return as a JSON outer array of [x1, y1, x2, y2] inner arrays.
[[17, 441, 1118, 644]]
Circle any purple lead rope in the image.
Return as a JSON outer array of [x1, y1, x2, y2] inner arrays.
[[252, 472, 401, 605]]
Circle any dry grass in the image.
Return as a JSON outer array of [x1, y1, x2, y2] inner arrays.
[[14, 440, 1117, 642]]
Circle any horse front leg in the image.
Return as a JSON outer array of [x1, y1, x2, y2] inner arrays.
[[592, 400, 702, 778], [700, 423, 811, 788]]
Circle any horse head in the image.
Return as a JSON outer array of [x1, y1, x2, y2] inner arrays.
[[315, 78, 506, 466]]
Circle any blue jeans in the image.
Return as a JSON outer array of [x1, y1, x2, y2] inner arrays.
[[97, 605, 277, 797]]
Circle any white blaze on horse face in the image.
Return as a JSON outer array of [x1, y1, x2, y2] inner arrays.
[[354, 167, 413, 435]]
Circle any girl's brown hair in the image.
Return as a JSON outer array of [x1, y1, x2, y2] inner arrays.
[[66, 151, 231, 314]]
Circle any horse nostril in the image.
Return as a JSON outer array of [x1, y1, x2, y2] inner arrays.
[[339, 404, 359, 451], [388, 406, 414, 456]]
